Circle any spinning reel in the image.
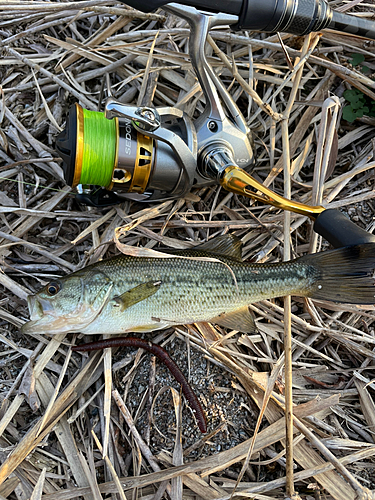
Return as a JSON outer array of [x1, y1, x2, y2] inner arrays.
[[57, 5, 256, 204]]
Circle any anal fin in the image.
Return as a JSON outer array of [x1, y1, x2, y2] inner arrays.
[[211, 306, 258, 333]]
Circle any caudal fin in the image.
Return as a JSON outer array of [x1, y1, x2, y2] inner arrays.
[[300, 244, 375, 304]]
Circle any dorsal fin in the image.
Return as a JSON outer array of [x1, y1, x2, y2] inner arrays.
[[195, 234, 243, 261]]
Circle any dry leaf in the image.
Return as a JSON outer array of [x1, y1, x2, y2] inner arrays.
[[18, 363, 40, 412]]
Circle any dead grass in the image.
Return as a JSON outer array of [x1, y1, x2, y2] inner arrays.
[[0, 1, 375, 498]]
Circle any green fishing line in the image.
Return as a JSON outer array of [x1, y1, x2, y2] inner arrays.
[[79, 108, 117, 187]]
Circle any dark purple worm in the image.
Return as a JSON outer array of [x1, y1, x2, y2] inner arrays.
[[72, 337, 207, 433]]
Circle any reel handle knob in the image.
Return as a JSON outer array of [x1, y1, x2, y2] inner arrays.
[[313, 209, 375, 247]]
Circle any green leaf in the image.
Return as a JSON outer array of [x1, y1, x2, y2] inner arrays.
[[343, 85, 375, 121], [351, 99, 365, 110], [350, 53, 365, 66], [343, 105, 357, 122], [343, 89, 357, 99], [356, 109, 365, 118], [343, 89, 362, 104], [361, 65, 371, 74]]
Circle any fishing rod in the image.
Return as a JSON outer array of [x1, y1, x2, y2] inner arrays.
[[55, 1, 375, 248], [124, 0, 375, 39]]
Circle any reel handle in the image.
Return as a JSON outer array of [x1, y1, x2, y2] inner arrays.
[[212, 159, 375, 248]]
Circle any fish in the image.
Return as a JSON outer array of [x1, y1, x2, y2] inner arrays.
[[21, 234, 375, 336]]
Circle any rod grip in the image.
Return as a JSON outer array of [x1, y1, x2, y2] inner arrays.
[[313, 209, 375, 247], [329, 10, 375, 41]]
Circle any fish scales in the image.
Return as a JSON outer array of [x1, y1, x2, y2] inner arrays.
[[21, 235, 375, 335]]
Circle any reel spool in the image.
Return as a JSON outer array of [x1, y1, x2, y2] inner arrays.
[[56, 103, 198, 204]]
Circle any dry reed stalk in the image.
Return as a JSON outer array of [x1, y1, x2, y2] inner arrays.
[[0, 1, 375, 498], [279, 32, 312, 499]]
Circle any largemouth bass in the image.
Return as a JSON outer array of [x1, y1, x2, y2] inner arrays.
[[21, 235, 375, 335]]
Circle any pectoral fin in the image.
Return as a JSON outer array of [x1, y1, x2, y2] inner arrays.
[[211, 306, 258, 333], [113, 280, 162, 311]]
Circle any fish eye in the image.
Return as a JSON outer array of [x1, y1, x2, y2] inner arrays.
[[46, 281, 61, 296]]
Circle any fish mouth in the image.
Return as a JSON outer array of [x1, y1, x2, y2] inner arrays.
[[21, 311, 88, 335], [21, 296, 42, 333], [21, 294, 76, 334], [27, 294, 58, 319], [21, 316, 58, 334], [27, 295, 44, 321], [21, 295, 68, 334]]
